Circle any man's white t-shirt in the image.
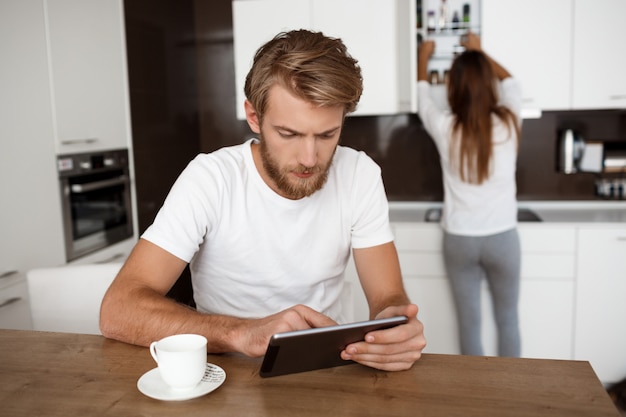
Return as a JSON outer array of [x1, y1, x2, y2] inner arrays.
[[142, 138, 393, 323]]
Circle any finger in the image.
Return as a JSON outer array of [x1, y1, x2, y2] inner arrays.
[[291, 304, 337, 328], [375, 303, 419, 321]]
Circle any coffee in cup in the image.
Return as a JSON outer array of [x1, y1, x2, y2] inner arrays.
[[150, 334, 207, 390]]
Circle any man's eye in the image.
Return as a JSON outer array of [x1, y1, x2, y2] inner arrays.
[[279, 131, 296, 138]]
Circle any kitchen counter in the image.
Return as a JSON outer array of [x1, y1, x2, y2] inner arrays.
[[389, 201, 626, 223]]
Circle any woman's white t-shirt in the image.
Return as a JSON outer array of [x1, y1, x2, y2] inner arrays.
[[417, 78, 522, 236], [142, 138, 393, 323]]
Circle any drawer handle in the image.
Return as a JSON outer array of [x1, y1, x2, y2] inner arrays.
[[60, 138, 98, 145], [0, 297, 21, 309], [617, 237, 626, 241]]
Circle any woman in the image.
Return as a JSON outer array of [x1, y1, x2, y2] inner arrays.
[[417, 33, 522, 357]]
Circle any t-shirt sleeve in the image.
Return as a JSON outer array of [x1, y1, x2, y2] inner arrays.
[[349, 152, 394, 249], [141, 157, 217, 263]]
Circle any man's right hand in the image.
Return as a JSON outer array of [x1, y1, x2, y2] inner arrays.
[[233, 304, 337, 357]]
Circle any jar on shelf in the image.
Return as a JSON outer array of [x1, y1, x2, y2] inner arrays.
[[427, 10, 436, 33]]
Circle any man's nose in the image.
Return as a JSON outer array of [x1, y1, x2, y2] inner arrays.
[[297, 137, 317, 168]]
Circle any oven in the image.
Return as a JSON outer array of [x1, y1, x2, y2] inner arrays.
[[57, 149, 134, 261]]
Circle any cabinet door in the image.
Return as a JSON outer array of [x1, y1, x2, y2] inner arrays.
[[574, 227, 626, 384], [572, 0, 626, 109], [232, 0, 310, 120], [46, 0, 131, 153], [0, 0, 66, 272], [482, 0, 572, 111], [232, 0, 416, 119], [312, 0, 416, 115], [481, 280, 574, 359]]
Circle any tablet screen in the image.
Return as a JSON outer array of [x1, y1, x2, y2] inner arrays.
[[260, 316, 408, 377]]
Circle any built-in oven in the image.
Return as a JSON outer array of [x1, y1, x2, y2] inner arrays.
[[57, 149, 134, 261]]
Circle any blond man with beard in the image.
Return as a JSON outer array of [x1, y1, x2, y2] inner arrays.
[[100, 30, 425, 372]]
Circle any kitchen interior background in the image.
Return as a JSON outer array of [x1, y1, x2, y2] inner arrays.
[[126, 0, 626, 237]]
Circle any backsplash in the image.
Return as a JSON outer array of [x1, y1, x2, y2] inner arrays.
[[340, 109, 626, 202]]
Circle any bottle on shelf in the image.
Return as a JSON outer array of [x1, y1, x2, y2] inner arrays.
[[439, 0, 448, 31], [451, 11, 460, 31], [427, 10, 436, 33], [462, 3, 470, 29]]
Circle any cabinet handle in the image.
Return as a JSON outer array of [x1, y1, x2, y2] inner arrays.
[[0, 270, 18, 279], [70, 175, 128, 193], [95, 253, 125, 264], [0, 297, 21, 309], [60, 138, 98, 145], [609, 95, 626, 100], [617, 237, 626, 242]]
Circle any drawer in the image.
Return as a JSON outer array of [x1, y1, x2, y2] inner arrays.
[[0, 279, 33, 330], [393, 223, 443, 251], [399, 251, 574, 280], [399, 253, 445, 277], [519, 227, 577, 253]]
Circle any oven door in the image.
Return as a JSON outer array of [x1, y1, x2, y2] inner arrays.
[[61, 170, 133, 261]]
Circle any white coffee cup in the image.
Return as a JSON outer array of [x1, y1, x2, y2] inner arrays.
[[149, 334, 207, 390]]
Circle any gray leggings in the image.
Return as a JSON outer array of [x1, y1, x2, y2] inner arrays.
[[443, 228, 521, 357]]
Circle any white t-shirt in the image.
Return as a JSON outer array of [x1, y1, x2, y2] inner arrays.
[[417, 78, 522, 236], [142, 138, 393, 323]]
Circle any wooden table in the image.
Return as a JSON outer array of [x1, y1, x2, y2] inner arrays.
[[0, 329, 619, 416]]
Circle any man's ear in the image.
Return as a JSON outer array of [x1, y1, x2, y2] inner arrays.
[[244, 100, 261, 134]]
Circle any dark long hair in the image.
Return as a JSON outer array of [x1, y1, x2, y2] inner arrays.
[[447, 50, 520, 184]]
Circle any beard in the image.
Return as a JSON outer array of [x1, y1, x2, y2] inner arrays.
[[259, 135, 334, 200]]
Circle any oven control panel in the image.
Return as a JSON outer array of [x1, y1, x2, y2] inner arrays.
[[57, 149, 129, 177]]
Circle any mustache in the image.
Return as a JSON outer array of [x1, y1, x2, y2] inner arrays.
[[292, 165, 323, 175]]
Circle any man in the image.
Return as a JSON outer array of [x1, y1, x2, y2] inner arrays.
[[100, 29, 425, 372]]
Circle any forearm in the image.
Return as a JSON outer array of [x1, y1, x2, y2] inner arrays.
[[100, 284, 245, 351], [484, 52, 511, 80], [417, 50, 431, 82], [353, 242, 412, 319]]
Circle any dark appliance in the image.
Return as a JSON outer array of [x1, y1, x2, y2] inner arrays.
[[57, 149, 133, 261]]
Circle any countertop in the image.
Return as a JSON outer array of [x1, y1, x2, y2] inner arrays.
[[389, 201, 626, 224]]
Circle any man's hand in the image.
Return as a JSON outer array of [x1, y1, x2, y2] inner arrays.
[[340, 304, 426, 371], [233, 304, 337, 357]]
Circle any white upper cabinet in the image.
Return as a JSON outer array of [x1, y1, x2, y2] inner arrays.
[[571, 0, 626, 109], [232, 0, 416, 119], [482, 0, 572, 112], [482, 0, 626, 112], [46, 0, 132, 154]]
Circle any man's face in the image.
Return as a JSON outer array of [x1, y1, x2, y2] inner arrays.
[[248, 85, 344, 200]]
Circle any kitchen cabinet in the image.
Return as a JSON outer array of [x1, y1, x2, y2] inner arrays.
[[481, 0, 572, 112], [482, 0, 626, 112], [346, 223, 576, 359], [0, 274, 33, 331], [46, 0, 132, 154], [574, 227, 626, 384], [571, 0, 626, 109], [1, 0, 136, 273], [0, 0, 66, 273], [232, 0, 416, 119]]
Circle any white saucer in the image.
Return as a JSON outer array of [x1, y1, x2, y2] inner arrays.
[[137, 363, 226, 401]]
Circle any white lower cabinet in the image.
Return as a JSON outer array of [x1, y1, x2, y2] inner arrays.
[[0, 275, 33, 331], [574, 227, 626, 384], [390, 223, 576, 359], [346, 220, 625, 383]]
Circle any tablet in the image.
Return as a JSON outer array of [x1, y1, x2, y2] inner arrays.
[[259, 316, 408, 378]]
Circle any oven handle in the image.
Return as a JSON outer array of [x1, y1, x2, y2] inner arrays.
[[70, 175, 129, 193]]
